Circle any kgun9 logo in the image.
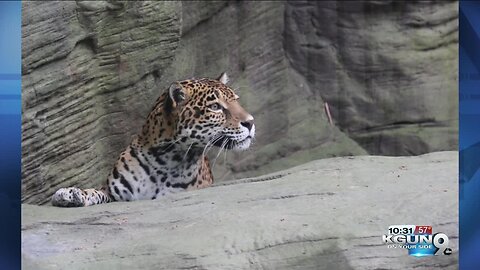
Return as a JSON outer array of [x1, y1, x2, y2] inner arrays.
[[382, 233, 452, 255], [382, 225, 452, 256]]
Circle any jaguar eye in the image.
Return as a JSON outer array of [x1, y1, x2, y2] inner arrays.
[[209, 103, 222, 111]]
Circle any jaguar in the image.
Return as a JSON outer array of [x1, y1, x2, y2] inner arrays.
[[51, 72, 255, 207]]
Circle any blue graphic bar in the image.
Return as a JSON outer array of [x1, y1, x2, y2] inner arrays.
[[460, 1, 480, 269], [0, 1, 21, 269]]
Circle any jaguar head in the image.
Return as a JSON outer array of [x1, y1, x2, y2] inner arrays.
[[168, 72, 255, 151]]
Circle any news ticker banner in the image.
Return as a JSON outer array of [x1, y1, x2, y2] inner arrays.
[[0, 1, 21, 269]]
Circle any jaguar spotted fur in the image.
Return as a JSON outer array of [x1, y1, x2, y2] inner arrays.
[[51, 73, 255, 207]]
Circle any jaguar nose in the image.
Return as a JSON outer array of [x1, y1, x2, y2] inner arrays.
[[241, 119, 254, 131]]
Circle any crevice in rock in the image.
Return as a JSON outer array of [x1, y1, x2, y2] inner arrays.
[[416, 38, 458, 52], [349, 118, 444, 134], [403, 11, 458, 29], [235, 236, 340, 254], [236, 192, 336, 203], [74, 35, 98, 55], [214, 172, 291, 187]]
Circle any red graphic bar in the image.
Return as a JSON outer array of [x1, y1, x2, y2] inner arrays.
[[414, 225, 432, 234]]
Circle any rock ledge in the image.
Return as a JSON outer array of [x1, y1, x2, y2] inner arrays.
[[22, 152, 458, 270]]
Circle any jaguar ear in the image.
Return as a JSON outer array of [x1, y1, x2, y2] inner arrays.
[[217, 72, 229, 84], [168, 82, 187, 107]]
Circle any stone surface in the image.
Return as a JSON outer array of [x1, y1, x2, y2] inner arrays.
[[22, 1, 458, 204], [22, 152, 458, 269], [22, 1, 182, 204]]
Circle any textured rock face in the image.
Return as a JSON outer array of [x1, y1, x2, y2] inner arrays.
[[22, 1, 182, 204], [22, 1, 458, 204], [22, 152, 458, 270]]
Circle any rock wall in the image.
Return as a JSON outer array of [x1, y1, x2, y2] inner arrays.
[[22, 1, 458, 204]]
